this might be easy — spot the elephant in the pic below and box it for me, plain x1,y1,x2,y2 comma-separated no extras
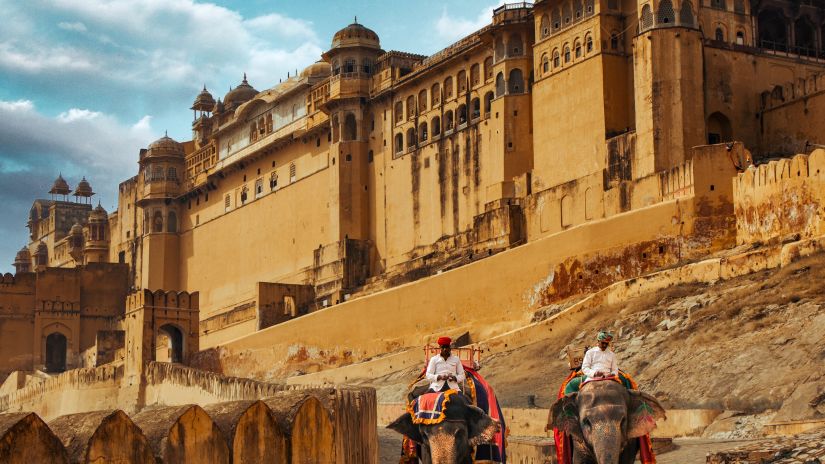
387,392,500,463
549,379,666,464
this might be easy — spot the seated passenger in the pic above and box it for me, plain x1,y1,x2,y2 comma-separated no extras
582,331,618,380
425,336,466,393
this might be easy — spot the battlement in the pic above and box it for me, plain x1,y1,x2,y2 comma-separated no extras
759,73,825,111
125,289,199,312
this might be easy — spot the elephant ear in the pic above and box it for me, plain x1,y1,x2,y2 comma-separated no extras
627,390,667,438
466,405,500,447
387,413,423,443
549,393,583,441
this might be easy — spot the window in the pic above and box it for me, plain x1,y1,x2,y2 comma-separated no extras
484,56,494,80
495,72,506,97
224,194,231,211
641,4,653,30
289,163,296,182
431,116,441,136
418,89,428,112
362,58,373,74
563,3,572,24
444,76,453,99
564,46,571,63
552,8,561,30
575,40,582,58
270,172,278,190
585,35,593,53
406,127,417,148
167,167,177,180
167,211,177,233
679,0,695,26
542,54,549,73
471,98,480,119
715,27,725,41
508,68,524,94
153,211,163,233
344,57,356,73
431,83,441,106
470,64,480,87
585,0,594,15
457,70,467,93
152,166,163,181
484,91,494,114
657,0,675,24
540,14,550,37
406,95,416,119
240,186,248,204
395,133,404,153
445,110,454,131
553,49,561,67
508,33,523,56
574,0,583,20
419,122,428,142
610,33,619,49
343,113,357,141
457,104,467,125
395,101,404,123
255,178,263,198
495,36,506,61
736,30,745,45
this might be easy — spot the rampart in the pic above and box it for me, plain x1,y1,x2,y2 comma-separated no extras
759,73,825,156
734,149,825,244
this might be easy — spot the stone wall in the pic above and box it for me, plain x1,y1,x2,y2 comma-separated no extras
759,73,825,157
734,149,825,245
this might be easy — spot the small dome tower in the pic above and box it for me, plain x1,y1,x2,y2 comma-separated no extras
13,247,31,274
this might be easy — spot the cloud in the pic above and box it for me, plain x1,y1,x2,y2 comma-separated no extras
58,21,87,32
0,99,155,272
434,1,532,44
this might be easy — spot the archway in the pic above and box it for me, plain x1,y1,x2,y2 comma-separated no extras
157,324,184,363
707,112,732,144
45,332,67,373
757,9,787,50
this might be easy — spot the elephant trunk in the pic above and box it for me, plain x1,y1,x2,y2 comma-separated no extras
590,424,624,464
426,430,459,463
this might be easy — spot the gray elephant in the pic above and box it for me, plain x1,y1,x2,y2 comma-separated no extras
549,380,666,464
387,392,500,463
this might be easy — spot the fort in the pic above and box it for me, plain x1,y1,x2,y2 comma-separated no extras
3,0,825,462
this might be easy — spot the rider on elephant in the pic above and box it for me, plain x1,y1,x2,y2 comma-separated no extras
564,331,634,395
426,336,466,393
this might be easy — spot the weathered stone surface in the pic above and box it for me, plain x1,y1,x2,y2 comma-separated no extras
204,400,287,464
50,409,153,464
132,404,230,464
0,412,68,464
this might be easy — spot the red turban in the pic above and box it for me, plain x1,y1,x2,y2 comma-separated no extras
437,336,451,347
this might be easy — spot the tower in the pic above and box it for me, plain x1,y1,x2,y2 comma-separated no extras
13,247,31,274
136,135,185,291
632,0,705,176
84,204,110,264
191,86,216,149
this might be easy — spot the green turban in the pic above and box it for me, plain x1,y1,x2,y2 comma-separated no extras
597,331,614,341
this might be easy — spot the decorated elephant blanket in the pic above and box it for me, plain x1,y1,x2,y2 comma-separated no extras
554,370,656,464
400,363,507,463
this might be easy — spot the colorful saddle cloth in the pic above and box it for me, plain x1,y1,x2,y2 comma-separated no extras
554,370,656,464
408,390,457,425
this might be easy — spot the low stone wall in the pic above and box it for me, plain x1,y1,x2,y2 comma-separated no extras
0,386,377,463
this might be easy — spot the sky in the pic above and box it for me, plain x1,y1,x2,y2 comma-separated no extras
0,0,522,273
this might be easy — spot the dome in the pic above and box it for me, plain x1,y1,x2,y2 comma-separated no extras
70,223,84,235
331,21,380,50
49,174,71,196
223,74,258,110
213,98,225,114
73,177,94,197
90,204,108,221
146,134,185,158
14,247,30,263
301,60,332,79
192,85,216,111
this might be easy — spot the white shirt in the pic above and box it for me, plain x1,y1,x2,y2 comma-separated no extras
425,354,466,391
582,346,618,379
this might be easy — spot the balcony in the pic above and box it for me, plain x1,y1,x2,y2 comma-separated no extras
329,72,371,100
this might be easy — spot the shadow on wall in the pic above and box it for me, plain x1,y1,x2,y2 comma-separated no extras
0,387,377,464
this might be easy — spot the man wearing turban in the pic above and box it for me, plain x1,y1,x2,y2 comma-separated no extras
425,336,466,392
581,331,618,380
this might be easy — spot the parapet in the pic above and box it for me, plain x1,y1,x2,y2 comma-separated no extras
126,289,199,312
759,73,825,111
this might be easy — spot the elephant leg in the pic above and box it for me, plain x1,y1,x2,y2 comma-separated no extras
619,438,640,464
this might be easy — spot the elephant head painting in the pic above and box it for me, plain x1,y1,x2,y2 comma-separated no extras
549,380,667,464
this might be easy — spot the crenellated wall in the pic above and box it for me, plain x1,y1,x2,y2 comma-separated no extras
759,73,825,157
734,149,825,245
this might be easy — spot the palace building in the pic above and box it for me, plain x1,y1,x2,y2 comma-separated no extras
6,0,825,373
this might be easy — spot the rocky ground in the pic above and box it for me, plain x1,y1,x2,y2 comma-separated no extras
367,254,825,461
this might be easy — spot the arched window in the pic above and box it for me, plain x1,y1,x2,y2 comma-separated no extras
431,116,441,136
249,121,257,142
508,68,524,94
445,110,454,131
406,95,416,119
484,91,494,114
395,133,404,153
332,59,340,75
457,104,467,125
640,4,653,30
167,211,178,233
45,332,67,372
444,76,453,99
331,113,340,142
470,64,480,87
552,8,562,31
495,36,505,61
758,9,787,49
585,34,594,53
553,49,561,67
495,72,506,97
152,210,163,233
158,324,184,363
343,113,357,141
575,40,582,58
564,45,571,63
657,0,675,24
540,14,550,37
431,83,441,106
585,0,594,15
542,53,550,73
679,0,694,26
563,3,572,25
167,167,177,180
395,101,404,123
715,27,725,42
419,122,428,141
484,56,494,80
736,30,745,45
457,70,467,94
574,0,583,20
418,89,428,112
406,127,417,148
471,98,481,119
710,0,726,10
343,57,356,73
795,16,816,56
707,112,732,144
508,33,523,56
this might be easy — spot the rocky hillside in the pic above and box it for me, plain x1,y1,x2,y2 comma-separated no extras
364,253,825,426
